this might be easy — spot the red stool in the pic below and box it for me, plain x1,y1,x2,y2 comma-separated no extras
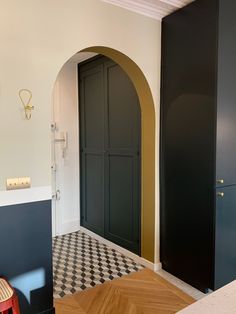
0,278,20,314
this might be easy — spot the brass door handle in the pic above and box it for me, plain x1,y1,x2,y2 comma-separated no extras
216,179,224,184
217,192,224,197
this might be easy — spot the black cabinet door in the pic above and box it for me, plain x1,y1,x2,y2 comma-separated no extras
79,57,141,254
216,0,236,187
160,0,217,292
215,185,236,289
104,61,141,254
80,63,105,236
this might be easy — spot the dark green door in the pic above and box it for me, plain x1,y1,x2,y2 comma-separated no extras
79,56,141,255
79,63,105,237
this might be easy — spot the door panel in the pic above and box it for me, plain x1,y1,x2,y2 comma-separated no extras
104,61,140,254
80,64,105,236
107,156,133,240
106,63,138,149
79,57,141,255
82,154,104,235
215,185,236,289
105,154,139,251
82,66,104,150
105,151,140,253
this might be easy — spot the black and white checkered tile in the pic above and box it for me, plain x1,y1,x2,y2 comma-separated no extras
53,231,144,298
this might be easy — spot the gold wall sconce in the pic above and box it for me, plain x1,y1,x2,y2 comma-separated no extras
19,89,34,120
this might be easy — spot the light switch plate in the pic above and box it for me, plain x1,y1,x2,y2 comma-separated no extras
6,177,31,190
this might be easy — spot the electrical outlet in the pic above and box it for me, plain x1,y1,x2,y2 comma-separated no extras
18,177,31,189
6,177,31,190
6,178,18,190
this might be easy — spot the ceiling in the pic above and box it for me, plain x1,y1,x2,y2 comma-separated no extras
102,0,195,20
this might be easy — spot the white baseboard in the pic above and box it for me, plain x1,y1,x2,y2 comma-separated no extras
59,219,80,236
154,262,162,271
80,226,161,271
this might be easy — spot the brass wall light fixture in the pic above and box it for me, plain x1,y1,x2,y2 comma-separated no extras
19,89,34,120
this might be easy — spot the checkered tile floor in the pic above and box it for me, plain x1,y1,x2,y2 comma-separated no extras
53,231,144,298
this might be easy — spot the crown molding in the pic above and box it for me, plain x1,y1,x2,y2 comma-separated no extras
102,0,194,20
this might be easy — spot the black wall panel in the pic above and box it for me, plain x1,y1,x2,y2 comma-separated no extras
161,0,218,291
161,0,236,292
0,200,54,314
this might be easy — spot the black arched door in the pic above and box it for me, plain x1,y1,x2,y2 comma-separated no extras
79,56,141,255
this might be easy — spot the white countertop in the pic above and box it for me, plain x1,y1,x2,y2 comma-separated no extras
177,280,236,314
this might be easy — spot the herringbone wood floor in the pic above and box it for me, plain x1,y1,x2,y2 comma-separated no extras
54,269,195,313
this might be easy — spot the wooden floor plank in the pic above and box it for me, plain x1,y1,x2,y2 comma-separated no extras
55,269,195,313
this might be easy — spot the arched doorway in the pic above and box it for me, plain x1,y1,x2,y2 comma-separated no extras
52,47,155,263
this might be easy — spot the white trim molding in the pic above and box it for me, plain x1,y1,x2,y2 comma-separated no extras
80,226,162,271
102,0,194,20
0,186,52,207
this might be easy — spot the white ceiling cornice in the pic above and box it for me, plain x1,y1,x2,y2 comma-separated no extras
102,0,195,20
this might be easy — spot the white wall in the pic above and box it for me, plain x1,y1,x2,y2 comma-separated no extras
52,53,97,236
0,0,161,262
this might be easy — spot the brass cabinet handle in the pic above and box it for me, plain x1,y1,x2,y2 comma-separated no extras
216,179,224,184
217,192,224,197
